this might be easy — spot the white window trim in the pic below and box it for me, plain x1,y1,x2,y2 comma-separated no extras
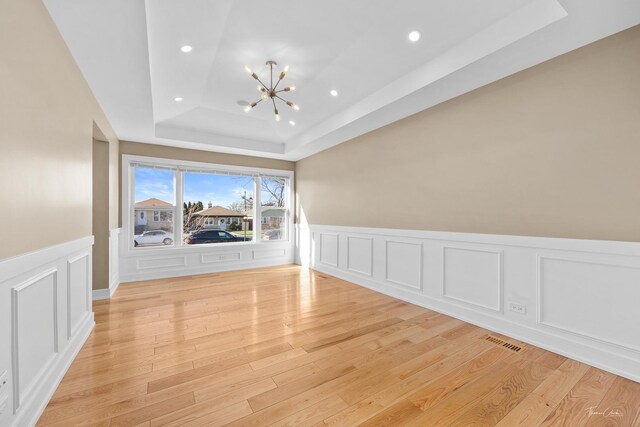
122,154,294,255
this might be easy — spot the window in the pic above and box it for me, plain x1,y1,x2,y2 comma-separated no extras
260,176,288,241
126,156,292,249
132,166,176,248
183,170,254,243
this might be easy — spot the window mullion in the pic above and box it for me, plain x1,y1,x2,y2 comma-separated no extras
254,175,261,243
176,170,184,247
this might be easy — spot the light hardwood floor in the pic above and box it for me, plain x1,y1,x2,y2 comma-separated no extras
38,265,640,426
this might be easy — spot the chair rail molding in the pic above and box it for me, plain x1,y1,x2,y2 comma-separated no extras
0,236,95,427
296,224,640,383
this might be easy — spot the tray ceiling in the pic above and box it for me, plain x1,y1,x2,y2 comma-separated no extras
44,0,640,160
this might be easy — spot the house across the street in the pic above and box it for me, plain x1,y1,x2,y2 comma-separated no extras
194,205,248,229
134,198,174,234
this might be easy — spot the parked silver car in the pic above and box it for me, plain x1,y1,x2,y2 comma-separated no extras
134,230,173,247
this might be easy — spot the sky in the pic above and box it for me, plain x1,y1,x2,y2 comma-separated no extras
134,167,254,207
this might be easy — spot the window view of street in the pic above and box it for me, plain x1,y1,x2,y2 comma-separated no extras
131,165,289,248
133,167,175,247
183,172,254,245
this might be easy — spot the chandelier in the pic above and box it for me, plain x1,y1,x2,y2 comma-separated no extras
243,60,299,121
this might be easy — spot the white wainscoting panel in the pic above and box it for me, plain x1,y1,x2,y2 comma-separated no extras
385,240,422,290
202,252,241,264
11,269,58,412
119,241,295,283
296,224,640,383
319,233,339,267
443,246,502,312
347,236,373,277
538,256,640,353
0,236,94,427
253,248,287,260
67,253,90,339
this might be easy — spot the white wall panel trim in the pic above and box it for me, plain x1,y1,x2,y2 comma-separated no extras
296,224,640,383
442,246,503,313
67,253,90,340
384,239,423,291
136,256,187,270
11,268,59,412
0,236,95,427
319,233,339,267
346,235,373,277
536,255,640,355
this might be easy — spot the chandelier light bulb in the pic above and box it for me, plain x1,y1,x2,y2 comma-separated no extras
275,113,280,122
243,105,251,112
293,104,300,111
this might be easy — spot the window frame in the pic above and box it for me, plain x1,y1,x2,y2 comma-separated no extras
122,154,294,254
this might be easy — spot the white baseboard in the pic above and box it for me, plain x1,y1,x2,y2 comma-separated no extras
92,276,119,301
297,224,640,383
0,236,95,427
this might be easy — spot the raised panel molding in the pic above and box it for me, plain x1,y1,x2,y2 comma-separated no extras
299,224,640,383
319,233,339,267
202,252,241,263
11,268,59,412
67,253,90,340
443,246,503,313
537,256,640,354
385,239,423,290
346,236,373,276
253,248,286,260
0,236,94,427
137,256,187,270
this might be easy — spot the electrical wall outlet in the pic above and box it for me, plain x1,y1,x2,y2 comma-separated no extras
509,302,526,315
0,371,8,396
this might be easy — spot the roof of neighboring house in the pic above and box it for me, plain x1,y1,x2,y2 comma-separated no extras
134,198,172,207
194,206,245,217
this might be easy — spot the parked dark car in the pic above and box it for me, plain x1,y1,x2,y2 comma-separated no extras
185,229,250,244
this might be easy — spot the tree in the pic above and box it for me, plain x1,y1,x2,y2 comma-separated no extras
183,201,206,234
228,194,253,213
261,177,286,207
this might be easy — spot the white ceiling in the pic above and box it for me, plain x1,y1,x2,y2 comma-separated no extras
44,0,640,160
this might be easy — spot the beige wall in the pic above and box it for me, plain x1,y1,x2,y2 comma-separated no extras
0,0,119,260
120,141,295,171
92,140,110,290
296,26,640,242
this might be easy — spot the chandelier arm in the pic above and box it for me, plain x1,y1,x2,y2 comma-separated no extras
273,76,284,91
271,97,278,112
274,95,291,104
254,77,269,91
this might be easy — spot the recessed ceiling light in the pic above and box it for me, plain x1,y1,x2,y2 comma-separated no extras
408,30,421,43
174,97,183,102
330,89,338,97
180,45,193,53
289,121,296,126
